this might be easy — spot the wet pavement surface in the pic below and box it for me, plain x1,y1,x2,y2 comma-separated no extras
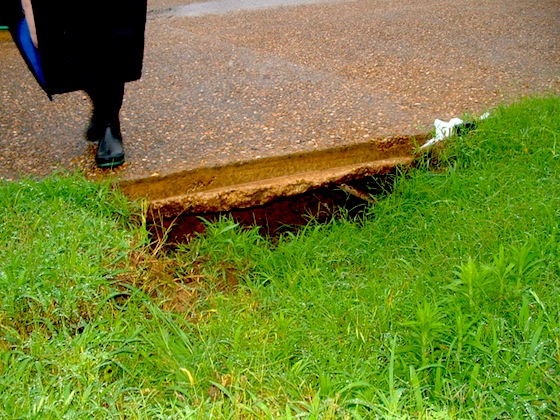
1,0,559,196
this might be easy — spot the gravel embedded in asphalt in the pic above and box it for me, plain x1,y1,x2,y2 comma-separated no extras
0,0,558,182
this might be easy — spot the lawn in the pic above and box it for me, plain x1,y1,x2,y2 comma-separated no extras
0,96,558,418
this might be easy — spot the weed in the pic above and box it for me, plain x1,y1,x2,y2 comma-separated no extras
0,96,559,418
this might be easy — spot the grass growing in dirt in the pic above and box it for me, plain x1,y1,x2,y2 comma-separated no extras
0,96,558,418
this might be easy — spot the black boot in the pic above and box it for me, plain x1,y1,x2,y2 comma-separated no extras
85,81,125,160
96,120,125,168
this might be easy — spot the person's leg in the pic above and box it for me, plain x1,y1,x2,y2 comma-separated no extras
85,81,126,168
85,80,124,141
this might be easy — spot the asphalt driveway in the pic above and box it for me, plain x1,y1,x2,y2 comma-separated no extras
0,0,558,182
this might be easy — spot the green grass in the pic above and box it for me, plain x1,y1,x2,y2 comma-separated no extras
0,96,559,418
